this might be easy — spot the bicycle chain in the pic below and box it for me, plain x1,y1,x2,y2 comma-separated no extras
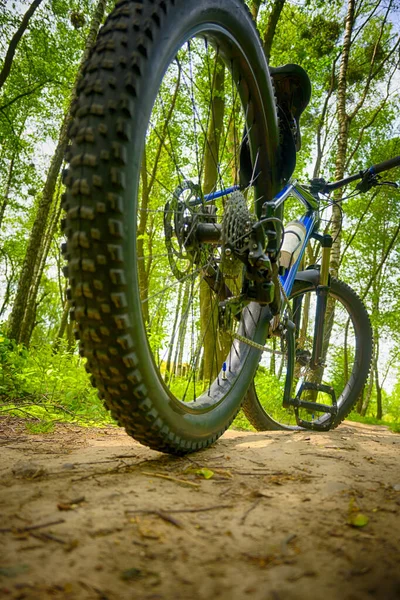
234,278,292,353
278,277,292,317
233,332,285,355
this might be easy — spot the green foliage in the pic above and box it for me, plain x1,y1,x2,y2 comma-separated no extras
1,0,400,434
232,410,255,431
0,330,114,427
299,15,341,58
347,411,400,434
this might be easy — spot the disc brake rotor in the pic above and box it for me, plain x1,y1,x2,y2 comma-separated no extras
164,181,203,280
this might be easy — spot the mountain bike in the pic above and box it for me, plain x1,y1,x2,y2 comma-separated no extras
61,0,400,454
242,158,400,432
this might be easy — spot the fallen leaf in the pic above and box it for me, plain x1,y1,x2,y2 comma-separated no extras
195,468,214,480
348,513,369,527
57,503,74,511
64,539,79,552
57,498,84,511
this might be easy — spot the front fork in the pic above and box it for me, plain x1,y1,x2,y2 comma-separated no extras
310,233,333,369
282,233,332,407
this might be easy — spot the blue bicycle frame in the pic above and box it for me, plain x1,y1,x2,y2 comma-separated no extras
268,181,320,297
192,179,322,297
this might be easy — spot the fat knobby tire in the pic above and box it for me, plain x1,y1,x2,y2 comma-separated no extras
61,0,280,453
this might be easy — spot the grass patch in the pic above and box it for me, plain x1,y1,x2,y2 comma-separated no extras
347,412,400,433
231,410,255,431
25,421,55,434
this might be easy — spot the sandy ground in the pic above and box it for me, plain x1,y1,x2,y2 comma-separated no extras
0,417,399,600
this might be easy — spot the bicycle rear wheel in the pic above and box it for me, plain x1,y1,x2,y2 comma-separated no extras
62,0,280,453
242,276,373,430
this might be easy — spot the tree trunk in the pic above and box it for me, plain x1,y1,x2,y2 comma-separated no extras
137,69,180,325
262,0,286,64
0,155,15,230
307,0,356,400
0,253,16,317
19,178,63,345
53,300,70,352
176,282,191,377
375,342,383,420
270,337,276,376
361,370,374,416
200,58,225,382
356,384,364,415
165,283,184,379
0,0,43,92
137,151,150,324
330,0,355,279
7,0,107,344
250,1,262,21
343,318,350,383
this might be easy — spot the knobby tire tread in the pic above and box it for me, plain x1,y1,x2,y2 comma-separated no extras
62,0,279,453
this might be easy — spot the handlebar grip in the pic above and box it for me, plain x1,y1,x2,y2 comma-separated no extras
370,155,400,175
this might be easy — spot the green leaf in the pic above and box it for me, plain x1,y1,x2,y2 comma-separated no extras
195,468,214,480
348,513,369,527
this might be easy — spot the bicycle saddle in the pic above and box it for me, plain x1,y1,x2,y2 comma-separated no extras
270,63,311,152
267,63,311,183
240,63,311,188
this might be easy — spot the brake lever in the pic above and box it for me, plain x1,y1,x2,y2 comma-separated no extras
355,171,380,192
377,181,399,189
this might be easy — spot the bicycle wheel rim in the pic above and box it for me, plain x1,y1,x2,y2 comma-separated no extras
251,282,365,430
132,26,274,413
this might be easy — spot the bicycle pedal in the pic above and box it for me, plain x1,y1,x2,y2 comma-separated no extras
286,381,338,431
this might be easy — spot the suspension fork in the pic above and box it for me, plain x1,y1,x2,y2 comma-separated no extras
311,234,333,369
282,317,296,407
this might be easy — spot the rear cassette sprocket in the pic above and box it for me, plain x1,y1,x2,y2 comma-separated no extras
221,191,254,277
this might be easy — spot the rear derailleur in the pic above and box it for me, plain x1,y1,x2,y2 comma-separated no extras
163,184,281,324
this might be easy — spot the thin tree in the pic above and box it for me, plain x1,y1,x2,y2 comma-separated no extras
0,0,43,92
7,0,108,344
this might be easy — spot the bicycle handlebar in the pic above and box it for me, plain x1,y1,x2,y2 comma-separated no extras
320,155,400,194
369,155,400,175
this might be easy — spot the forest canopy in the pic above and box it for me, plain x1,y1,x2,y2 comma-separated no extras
0,0,400,431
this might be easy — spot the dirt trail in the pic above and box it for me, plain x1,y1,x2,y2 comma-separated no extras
0,417,399,600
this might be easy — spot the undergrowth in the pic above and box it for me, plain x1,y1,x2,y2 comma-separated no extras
1,330,399,435
0,332,114,431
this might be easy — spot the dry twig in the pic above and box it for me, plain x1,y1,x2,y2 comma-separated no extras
141,471,200,487
241,498,262,525
0,518,65,533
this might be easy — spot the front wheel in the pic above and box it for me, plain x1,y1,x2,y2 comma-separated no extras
62,0,280,454
242,276,373,431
